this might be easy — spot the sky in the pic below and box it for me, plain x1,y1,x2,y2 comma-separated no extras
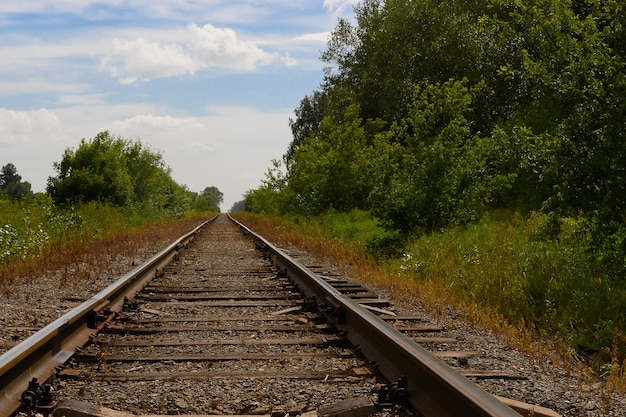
0,0,360,211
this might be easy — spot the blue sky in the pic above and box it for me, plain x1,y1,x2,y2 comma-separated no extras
0,1,359,210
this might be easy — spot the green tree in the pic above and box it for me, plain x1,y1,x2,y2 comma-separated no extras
263,0,626,272
370,80,513,233
47,132,133,205
286,105,383,214
244,160,291,215
286,92,328,163
0,163,33,201
125,140,171,203
194,186,223,212
47,131,189,214
230,200,245,212
321,0,492,125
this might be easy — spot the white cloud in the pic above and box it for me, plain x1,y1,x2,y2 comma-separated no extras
323,0,360,15
0,108,62,146
294,32,331,43
0,80,92,97
110,113,205,133
189,23,278,70
0,1,112,14
101,23,293,83
103,38,199,83
184,140,223,154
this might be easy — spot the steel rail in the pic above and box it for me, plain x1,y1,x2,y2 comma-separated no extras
229,215,521,417
0,217,213,417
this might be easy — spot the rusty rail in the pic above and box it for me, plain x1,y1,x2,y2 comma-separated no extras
0,218,213,417
229,214,521,417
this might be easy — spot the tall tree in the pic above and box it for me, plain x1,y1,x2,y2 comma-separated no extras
286,92,328,163
370,80,515,233
47,131,189,212
47,132,134,205
286,105,383,214
196,186,224,212
321,0,492,126
256,0,626,276
0,163,33,201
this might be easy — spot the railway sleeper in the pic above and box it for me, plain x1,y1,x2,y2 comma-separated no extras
59,369,378,382
72,351,351,363
89,335,348,347
100,324,321,334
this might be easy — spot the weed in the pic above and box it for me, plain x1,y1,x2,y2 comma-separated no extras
234,209,626,391
0,195,212,294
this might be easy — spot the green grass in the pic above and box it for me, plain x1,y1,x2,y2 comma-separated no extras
247,208,626,374
352,210,626,361
1,197,139,265
287,209,390,247
408,212,625,359
0,195,212,289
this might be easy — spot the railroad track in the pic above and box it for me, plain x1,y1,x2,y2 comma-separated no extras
0,214,557,417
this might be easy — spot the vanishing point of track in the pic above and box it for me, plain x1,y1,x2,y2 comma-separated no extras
1,214,553,417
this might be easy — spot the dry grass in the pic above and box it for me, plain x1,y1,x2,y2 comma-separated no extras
272,208,626,396
0,215,210,296
232,212,577,375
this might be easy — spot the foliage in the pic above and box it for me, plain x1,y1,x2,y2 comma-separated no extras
0,191,204,269
252,0,625,271
47,132,133,205
286,91,330,163
369,80,517,234
243,159,291,215
0,197,99,265
47,131,191,216
0,163,33,201
293,209,390,249
286,105,385,214
192,186,223,212
396,211,626,362
0,194,209,295
230,200,246,212
243,0,626,373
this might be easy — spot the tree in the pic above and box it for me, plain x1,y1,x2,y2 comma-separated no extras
47,132,133,205
230,200,245,212
321,0,490,126
0,163,33,201
369,80,514,233
47,131,189,214
286,92,328,163
286,105,383,214
253,0,625,274
195,186,223,212
244,160,292,215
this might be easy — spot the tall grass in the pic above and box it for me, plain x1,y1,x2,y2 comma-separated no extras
234,209,626,387
395,211,626,361
0,195,211,292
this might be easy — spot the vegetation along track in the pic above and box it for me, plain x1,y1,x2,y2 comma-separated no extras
1,214,556,417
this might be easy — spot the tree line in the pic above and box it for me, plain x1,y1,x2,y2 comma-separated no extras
0,163,33,201
245,0,625,275
3,131,223,213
